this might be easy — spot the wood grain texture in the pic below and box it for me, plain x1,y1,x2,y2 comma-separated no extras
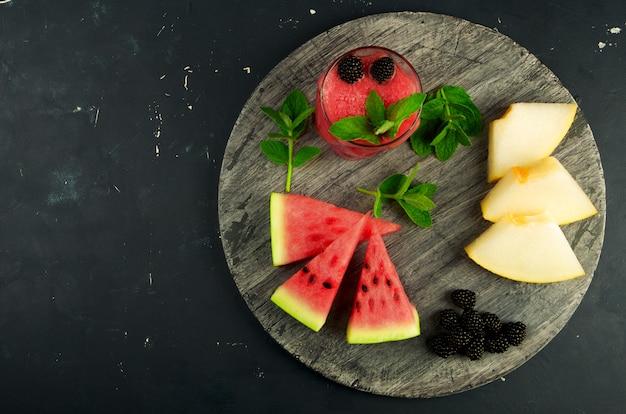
217,12,606,398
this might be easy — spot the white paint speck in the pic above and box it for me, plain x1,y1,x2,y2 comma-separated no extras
183,74,189,90
155,144,160,156
609,27,622,34
309,9,316,15
598,41,607,49
243,66,251,74
159,74,166,80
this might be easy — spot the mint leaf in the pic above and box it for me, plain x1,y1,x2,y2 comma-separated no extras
282,89,309,120
293,146,321,167
420,98,446,120
378,174,408,200
386,93,426,123
365,90,386,128
397,200,433,227
260,89,319,192
409,85,482,162
329,115,379,144
329,90,426,143
356,162,436,227
260,140,289,165
407,182,438,197
434,130,459,161
400,192,435,211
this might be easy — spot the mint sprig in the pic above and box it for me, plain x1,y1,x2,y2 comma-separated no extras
329,90,426,144
409,85,482,161
260,89,320,192
356,162,437,228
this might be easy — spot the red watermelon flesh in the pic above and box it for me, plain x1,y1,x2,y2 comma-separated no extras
347,229,420,344
270,192,401,266
270,213,369,332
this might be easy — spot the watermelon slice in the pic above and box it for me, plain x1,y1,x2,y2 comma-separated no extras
270,213,369,332
270,192,401,266
346,229,420,344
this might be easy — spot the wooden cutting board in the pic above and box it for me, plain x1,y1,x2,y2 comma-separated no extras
218,12,606,398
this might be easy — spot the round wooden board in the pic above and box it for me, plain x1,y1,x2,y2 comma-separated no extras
217,12,606,398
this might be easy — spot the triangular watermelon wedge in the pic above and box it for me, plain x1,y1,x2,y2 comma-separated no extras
270,192,401,266
346,229,420,344
270,213,369,332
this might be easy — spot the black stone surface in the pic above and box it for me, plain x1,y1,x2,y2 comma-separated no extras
0,0,624,412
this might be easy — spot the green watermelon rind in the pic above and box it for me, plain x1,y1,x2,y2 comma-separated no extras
347,307,420,344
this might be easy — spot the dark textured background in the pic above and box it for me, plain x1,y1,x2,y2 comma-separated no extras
0,0,624,412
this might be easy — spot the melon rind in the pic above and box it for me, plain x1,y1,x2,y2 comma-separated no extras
269,192,288,266
347,307,420,344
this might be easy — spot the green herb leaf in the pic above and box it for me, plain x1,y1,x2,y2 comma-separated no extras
409,85,482,162
356,162,436,227
260,89,319,192
260,140,289,165
386,93,426,123
293,146,322,167
329,90,426,143
397,200,433,227
399,192,435,211
328,115,380,144
365,90,386,128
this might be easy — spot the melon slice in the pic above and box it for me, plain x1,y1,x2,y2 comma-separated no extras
270,213,368,332
481,156,597,224
488,102,577,182
465,211,585,283
346,229,420,344
270,192,401,266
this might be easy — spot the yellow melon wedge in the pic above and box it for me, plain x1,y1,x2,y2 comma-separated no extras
488,102,577,182
465,211,585,283
481,156,597,225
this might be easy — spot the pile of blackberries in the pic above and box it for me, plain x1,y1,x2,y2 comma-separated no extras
429,289,526,361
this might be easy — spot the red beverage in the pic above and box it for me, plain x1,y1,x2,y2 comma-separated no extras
315,46,422,160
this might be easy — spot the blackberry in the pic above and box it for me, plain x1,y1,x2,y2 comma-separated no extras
463,336,485,361
481,312,502,333
337,55,363,84
461,309,485,335
503,321,526,346
485,332,509,354
451,289,476,310
449,327,472,349
429,334,458,358
437,309,460,330
371,56,395,82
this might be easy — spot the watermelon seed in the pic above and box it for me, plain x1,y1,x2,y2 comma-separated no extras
372,276,379,285
364,262,370,269
308,275,316,284
355,301,361,311
303,266,310,273
361,284,368,293
386,278,392,287
322,281,332,289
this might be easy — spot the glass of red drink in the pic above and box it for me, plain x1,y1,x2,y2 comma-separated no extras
315,46,423,160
